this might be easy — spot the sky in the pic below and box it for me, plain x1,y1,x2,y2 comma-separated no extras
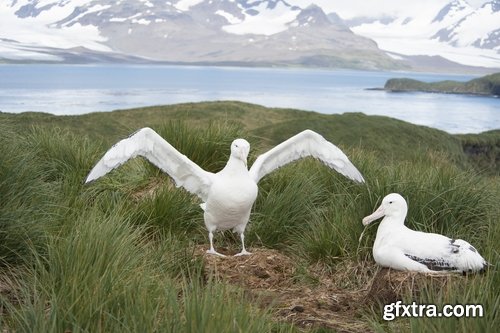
287,0,490,19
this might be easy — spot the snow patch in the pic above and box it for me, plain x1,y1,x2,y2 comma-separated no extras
0,42,63,61
215,10,242,24
61,4,111,26
372,37,500,68
0,0,110,57
132,18,151,25
351,1,500,68
110,17,127,22
175,0,204,11
385,52,403,60
222,1,300,36
448,4,500,47
140,0,154,8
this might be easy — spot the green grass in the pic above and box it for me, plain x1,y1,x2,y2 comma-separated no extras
0,102,498,332
3,210,289,333
4,101,496,174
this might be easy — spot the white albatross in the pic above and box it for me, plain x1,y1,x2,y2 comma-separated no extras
85,128,364,256
362,193,487,274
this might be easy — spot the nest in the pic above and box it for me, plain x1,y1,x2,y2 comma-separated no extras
197,247,460,332
198,247,372,332
200,247,296,290
366,267,453,305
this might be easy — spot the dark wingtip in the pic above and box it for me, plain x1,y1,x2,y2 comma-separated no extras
479,262,492,274
461,261,490,275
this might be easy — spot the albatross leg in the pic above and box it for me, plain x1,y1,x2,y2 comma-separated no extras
206,231,226,257
234,232,251,256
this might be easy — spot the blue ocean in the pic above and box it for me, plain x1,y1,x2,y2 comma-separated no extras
0,64,498,134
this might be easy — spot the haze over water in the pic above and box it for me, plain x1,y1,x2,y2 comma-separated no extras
0,64,498,134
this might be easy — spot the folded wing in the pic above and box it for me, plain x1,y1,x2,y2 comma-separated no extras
248,129,365,183
85,127,214,201
404,237,487,273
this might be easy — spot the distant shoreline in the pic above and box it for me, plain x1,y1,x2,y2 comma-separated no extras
371,72,500,97
366,87,499,98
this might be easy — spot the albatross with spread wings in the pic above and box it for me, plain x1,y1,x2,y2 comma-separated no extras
86,128,365,256
362,193,487,273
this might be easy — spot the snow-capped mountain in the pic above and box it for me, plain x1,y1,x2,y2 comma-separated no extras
433,1,500,49
349,0,500,68
0,0,499,71
432,0,475,26
0,0,398,69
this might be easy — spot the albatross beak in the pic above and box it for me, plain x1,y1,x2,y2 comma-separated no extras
362,205,385,226
240,150,248,168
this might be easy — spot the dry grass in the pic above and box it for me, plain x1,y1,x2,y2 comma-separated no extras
366,269,453,306
196,247,471,332
150,245,372,331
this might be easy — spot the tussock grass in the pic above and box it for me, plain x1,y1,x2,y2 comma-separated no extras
250,162,329,249
0,124,57,265
132,183,204,238
2,205,287,332
1,104,498,332
155,120,245,173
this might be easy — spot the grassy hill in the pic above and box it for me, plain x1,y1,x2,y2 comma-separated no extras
2,101,499,174
384,72,500,96
0,102,499,332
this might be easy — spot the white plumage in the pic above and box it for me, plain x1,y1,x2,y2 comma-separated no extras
86,128,364,256
362,193,487,274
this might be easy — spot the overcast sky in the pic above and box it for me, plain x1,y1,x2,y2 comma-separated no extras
287,0,490,19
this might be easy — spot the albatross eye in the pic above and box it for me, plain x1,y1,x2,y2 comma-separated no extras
389,201,394,204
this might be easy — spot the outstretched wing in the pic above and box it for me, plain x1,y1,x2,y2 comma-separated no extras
248,129,365,183
85,127,214,201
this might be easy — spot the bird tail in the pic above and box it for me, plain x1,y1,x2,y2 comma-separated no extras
455,239,488,274
479,261,493,274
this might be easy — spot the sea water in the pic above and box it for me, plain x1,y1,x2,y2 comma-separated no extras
0,64,498,134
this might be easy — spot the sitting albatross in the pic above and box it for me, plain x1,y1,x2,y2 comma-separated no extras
86,128,364,256
362,193,487,273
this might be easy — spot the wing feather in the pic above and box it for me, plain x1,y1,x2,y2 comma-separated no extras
402,235,487,273
85,127,214,201
249,129,365,183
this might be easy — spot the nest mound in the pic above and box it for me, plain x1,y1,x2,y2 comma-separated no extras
367,268,453,305
197,248,459,332
199,247,296,289
197,247,371,332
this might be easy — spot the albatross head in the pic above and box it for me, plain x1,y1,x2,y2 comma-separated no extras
230,139,250,166
362,193,408,226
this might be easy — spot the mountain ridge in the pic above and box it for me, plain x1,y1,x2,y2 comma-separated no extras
0,0,498,72
350,0,500,69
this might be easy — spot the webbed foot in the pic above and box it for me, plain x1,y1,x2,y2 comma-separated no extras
206,249,226,257
234,250,252,256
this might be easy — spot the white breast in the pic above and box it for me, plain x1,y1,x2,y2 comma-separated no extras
204,174,258,230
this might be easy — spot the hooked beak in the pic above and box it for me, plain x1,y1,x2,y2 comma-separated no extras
362,205,385,226
239,150,248,168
